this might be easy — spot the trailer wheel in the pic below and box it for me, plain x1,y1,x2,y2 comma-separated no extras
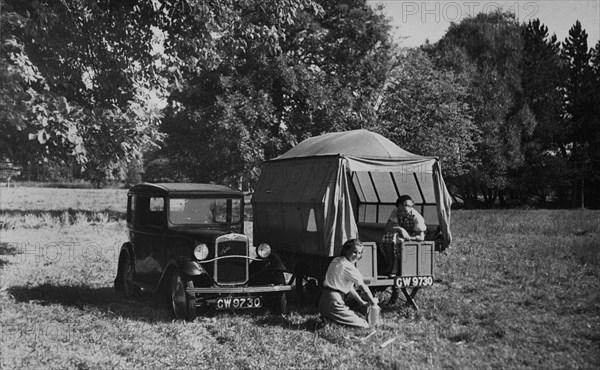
293,264,307,303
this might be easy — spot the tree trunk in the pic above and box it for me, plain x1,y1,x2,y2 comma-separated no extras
580,176,585,209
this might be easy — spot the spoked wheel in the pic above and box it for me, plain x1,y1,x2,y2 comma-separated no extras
170,271,196,321
122,254,140,298
293,264,307,303
293,264,321,307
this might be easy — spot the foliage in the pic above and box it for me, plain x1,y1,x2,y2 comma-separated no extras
510,19,572,206
0,0,165,186
560,21,600,208
431,11,539,207
157,0,396,188
376,49,478,178
588,40,600,207
2,0,599,206
423,12,600,208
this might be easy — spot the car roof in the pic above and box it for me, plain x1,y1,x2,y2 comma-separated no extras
128,183,243,196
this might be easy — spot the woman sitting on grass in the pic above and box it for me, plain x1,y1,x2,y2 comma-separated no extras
319,239,378,328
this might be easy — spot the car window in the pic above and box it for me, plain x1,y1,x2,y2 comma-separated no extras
150,197,164,211
134,196,165,226
169,198,241,225
127,195,135,223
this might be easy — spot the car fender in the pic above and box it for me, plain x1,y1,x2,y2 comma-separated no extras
173,256,206,276
114,242,134,291
249,253,288,285
156,257,207,293
265,253,287,272
119,242,134,262
250,253,287,274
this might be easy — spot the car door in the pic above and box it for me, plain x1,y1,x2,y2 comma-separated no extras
132,195,166,285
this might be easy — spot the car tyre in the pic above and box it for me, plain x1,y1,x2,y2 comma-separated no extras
269,272,287,315
293,264,307,303
122,254,140,298
171,271,196,321
271,291,287,315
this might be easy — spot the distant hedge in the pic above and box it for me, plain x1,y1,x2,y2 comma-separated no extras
3,181,125,189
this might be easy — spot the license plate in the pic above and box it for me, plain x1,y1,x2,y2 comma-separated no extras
215,296,262,310
394,276,433,288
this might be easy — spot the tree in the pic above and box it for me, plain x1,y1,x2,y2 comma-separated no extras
154,0,320,188
1,0,165,185
516,19,570,206
431,11,536,207
376,49,478,179
157,0,396,188
583,39,600,208
1,5,63,165
561,21,595,207
293,0,396,132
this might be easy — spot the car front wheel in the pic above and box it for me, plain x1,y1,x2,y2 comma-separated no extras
170,271,196,321
270,291,287,315
268,272,287,314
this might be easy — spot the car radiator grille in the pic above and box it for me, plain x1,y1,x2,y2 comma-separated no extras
215,240,248,285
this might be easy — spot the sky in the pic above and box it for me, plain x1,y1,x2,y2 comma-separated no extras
367,0,600,48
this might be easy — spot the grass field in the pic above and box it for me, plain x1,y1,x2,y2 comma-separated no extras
1,188,599,369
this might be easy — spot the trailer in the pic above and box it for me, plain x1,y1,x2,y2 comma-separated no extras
252,130,452,308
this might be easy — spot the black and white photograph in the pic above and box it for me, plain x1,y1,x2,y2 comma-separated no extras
1,0,599,368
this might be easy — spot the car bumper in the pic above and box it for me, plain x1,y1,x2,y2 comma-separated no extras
188,285,291,309
187,285,291,294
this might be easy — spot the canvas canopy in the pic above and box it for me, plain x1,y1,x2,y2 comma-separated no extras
252,130,452,257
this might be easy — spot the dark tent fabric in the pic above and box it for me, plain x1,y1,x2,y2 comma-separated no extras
252,130,452,257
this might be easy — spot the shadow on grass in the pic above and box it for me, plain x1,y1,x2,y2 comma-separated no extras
255,307,324,331
7,284,325,326
9,284,172,322
251,294,377,344
253,313,357,345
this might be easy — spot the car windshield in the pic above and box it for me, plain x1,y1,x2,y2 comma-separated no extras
169,197,242,225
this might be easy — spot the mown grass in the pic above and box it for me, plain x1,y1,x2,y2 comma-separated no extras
1,188,599,369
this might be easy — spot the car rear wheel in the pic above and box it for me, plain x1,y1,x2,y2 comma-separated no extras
122,254,140,298
171,271,196,321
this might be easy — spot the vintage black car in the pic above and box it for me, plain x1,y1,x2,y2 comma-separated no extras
114,183,291,320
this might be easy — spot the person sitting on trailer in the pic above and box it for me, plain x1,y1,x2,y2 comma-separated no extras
382,195,427,277
319,239,379,328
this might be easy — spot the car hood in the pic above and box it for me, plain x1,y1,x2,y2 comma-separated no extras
170,227,239,241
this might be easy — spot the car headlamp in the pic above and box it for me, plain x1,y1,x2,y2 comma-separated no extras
257,243,271,258
194,243,209,260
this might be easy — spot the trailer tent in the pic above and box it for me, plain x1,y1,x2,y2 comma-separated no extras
252,130,452,259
